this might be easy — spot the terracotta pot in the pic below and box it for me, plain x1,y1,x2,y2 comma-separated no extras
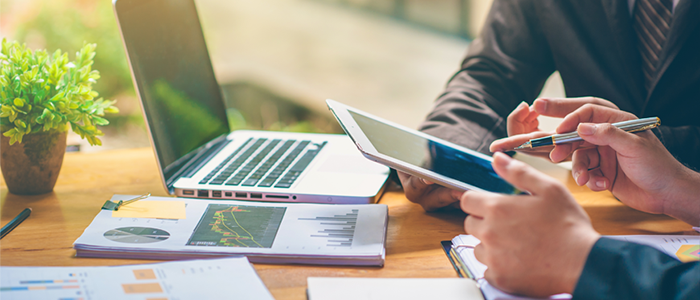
1,130,67,195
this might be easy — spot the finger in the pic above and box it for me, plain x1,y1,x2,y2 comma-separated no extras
571,148,600,186
399,172,461,210
577,123,647,157
596,146,618,191
524,106,540,123
549,142,575,163
397,171,433,187
586,168,609,191
397,172,425,198
464,214,484,235
507,102,536,136
489,131,553,152
460,190,489,218
508,101,531,123
557,104,637,133
473,243,487,266
491,152,561,196
420,188,463,211
533,97,619,118
396,171,411,184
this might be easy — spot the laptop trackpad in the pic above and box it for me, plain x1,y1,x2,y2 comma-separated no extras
317,155,386,174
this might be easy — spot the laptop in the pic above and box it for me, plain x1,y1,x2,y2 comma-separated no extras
113,0,389,204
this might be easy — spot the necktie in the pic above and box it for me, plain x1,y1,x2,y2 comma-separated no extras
634,0,673,91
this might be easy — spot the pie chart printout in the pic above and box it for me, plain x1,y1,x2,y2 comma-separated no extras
104,227,171,243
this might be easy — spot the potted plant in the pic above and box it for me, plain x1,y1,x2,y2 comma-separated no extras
0,39,118,195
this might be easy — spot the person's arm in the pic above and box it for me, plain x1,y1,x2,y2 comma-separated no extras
400,0,555,210
491,103,700,225
562,105,700,225
419,0,555,154
460,151,700,298
573,238,700,300
460,153,600,297
653,125,700,172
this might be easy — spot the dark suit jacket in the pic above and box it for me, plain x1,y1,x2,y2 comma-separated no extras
420,0,700,169
573,238,700,299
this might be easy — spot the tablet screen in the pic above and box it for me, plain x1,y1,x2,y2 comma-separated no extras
349,111,518,194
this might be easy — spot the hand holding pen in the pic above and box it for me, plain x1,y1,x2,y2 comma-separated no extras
512,117,660,150
490,103,656,163
494,98,623,162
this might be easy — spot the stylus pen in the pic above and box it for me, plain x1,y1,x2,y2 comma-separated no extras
0,208,32,239
513,117,660,150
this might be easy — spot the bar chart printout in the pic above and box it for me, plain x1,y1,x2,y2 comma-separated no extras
300,209,358,247
0,275,84,300
0,257,273,300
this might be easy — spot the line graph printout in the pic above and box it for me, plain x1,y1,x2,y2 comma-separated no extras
187,204,286,248
300,209,358,247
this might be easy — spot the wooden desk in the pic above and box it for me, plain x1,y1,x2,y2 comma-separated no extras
1,148,695,299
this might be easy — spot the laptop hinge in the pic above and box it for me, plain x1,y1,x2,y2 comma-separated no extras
166,135,232,190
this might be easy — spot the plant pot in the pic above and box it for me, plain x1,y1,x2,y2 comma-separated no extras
1,130,67,195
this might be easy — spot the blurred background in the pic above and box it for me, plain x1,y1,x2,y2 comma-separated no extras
0,0,563,152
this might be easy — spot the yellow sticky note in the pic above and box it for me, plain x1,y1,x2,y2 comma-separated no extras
112,201,186,219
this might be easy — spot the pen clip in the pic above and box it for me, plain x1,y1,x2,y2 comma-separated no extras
626,118,660,133
101,193,151,211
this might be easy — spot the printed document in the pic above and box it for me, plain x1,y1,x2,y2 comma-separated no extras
74,195,388,266
0,257,273,300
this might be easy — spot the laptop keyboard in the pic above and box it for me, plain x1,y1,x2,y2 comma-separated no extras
199,138,326,189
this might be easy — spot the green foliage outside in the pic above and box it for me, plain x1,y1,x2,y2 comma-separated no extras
1,0,342,148
6,0,133,100
2,0,141,143
0,39,119,145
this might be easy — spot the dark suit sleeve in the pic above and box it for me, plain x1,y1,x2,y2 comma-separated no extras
653,126,700,171
419,0,555,154
573,237,700,300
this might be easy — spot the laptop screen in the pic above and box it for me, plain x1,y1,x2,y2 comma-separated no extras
115,0,229,180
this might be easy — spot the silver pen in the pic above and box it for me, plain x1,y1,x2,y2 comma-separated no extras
512,117,660,150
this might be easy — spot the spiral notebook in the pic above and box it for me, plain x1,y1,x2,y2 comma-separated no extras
443,235,572,300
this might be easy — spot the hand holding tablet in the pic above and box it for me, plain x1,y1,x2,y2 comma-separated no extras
326,99,520,195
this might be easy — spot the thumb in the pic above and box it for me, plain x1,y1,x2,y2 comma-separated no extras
577,123,644,156
492,152,560,195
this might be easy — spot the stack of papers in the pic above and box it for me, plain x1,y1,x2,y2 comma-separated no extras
74,195,388,266
0,257,273,300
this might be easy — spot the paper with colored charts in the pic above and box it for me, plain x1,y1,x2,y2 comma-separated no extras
0,257,273,300
607,235,700,262
73,195,388,266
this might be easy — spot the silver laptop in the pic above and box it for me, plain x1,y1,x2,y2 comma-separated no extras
113,0,389,204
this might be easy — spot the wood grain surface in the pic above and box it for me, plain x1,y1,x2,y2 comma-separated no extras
1,148,695,300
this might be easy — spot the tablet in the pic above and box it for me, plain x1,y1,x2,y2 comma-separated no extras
326,99,520,194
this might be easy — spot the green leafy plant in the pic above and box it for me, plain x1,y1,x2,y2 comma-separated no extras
0,39,119,146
